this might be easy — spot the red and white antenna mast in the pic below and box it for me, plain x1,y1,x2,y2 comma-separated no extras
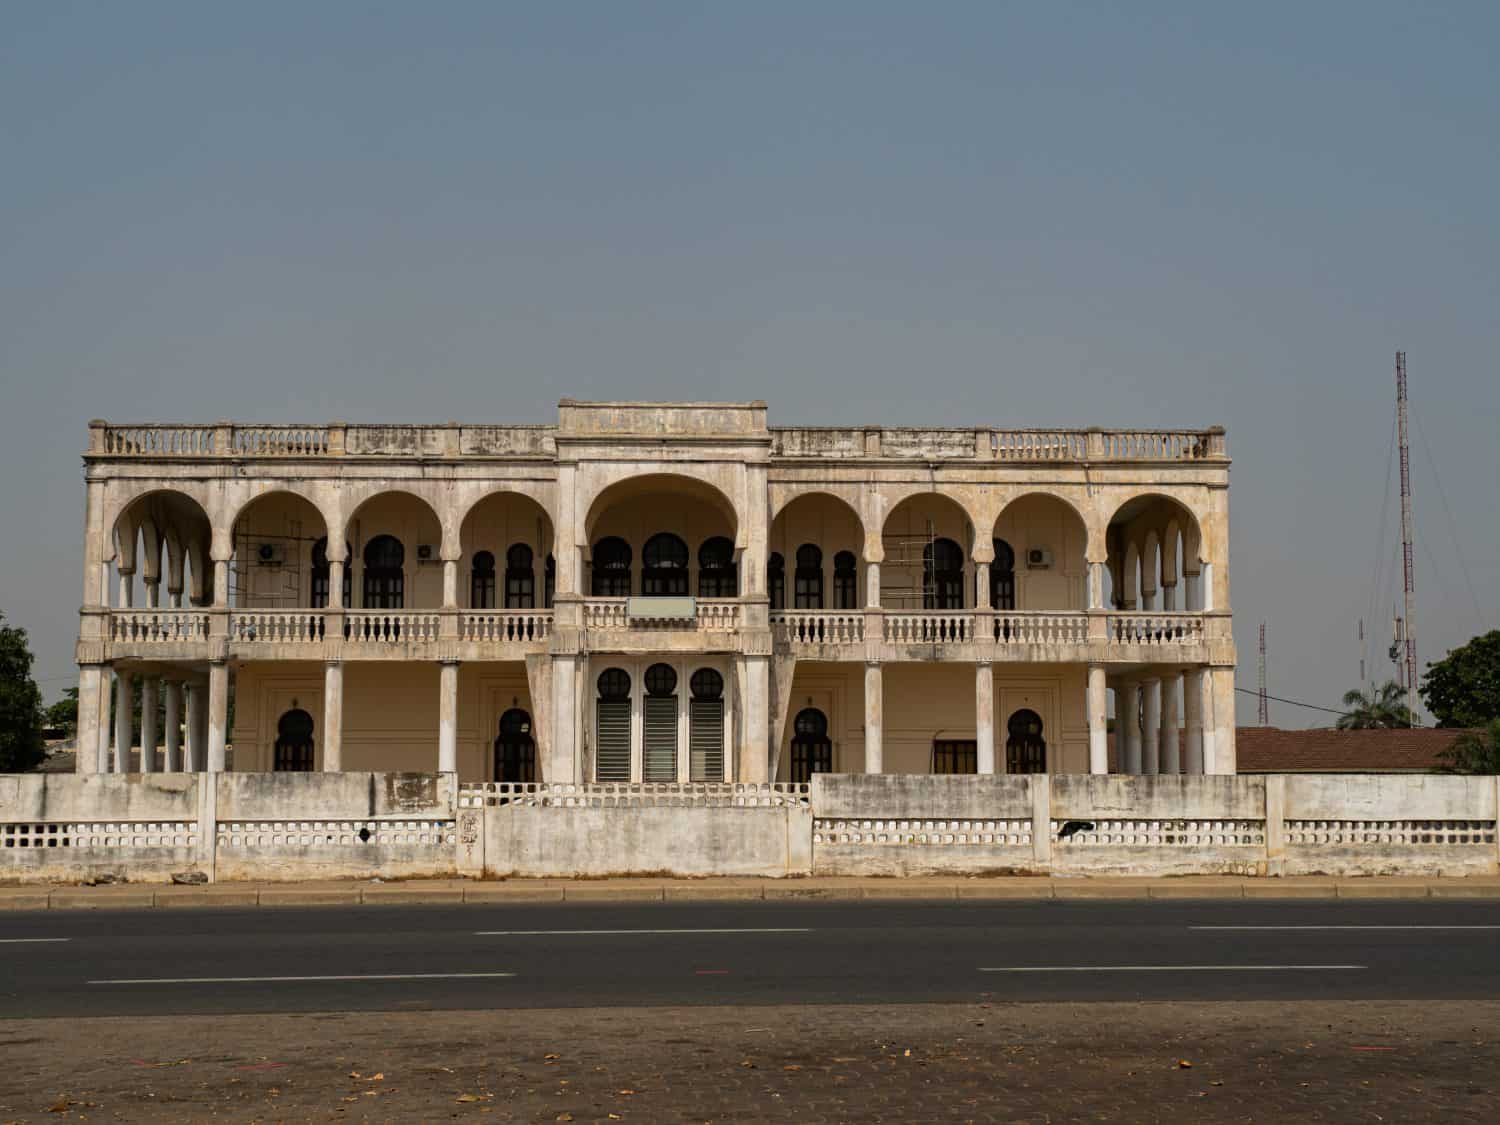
1257,621,1269,726
1396,351,1419,725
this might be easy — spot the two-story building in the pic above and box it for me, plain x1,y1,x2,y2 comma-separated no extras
72,401,1236,783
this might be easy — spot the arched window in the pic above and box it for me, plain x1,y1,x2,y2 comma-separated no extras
362,535,405,608
505,543,535,608
591,537,632,596
274,708,315,772
689,668,725,781
470,550,496,609
544,554,555,609
833,550,858,610
643,663,678,782
1006,709,1047,774
697,536,738,597
642,533,689,596
794,544,824,609
493,708,536,783
311,538,352,609
790,707,833,782
595,668,632,781
923,537,964,610
768,552,785,611
991,539,1016,610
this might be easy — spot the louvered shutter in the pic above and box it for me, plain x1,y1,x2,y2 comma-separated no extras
689,700,724,781
595,699,631,781
643,696,678,782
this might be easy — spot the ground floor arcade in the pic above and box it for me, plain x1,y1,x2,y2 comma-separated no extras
76,657,1237,781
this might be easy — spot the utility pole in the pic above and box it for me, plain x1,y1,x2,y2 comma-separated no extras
1396,352,1419,725
1257,621,1269,726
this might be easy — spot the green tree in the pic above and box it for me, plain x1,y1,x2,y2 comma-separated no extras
1420,630,1500,728
1336,680,1413,729
45,687,78,737
1436,719,1500,775
0,614,46,772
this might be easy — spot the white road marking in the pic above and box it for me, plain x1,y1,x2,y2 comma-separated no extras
979,964,1365,972
1193,925,1500,931
0,938,71,944
474,927,813,936
90,972,516,985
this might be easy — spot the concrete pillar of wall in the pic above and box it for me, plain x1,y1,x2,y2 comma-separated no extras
164,681,183,772
75,665,103,775
322,661,343,772
1121,681,1142,775
139,677,158,773
1141,679,1161,775
1160,672,1181,774
975,661,995,775
113,672,134,772
550,653,578,783
863,662,883,774
187,683,207,771
742,654,770,783
1210,666,1236,773
206,661,229,773
96,669,113,773
1183,667,1205,774
1087,665,1108,774
438,661,459,774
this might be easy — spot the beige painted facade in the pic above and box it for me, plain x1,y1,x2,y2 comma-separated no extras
74,403,1236,784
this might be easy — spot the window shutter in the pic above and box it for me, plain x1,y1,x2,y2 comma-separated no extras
596,700,631,781
643,696,678,782
690,700,724,781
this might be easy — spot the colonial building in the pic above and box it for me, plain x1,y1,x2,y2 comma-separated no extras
72,402,1236,782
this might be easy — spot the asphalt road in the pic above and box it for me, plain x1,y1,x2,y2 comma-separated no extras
5,899,1500,1018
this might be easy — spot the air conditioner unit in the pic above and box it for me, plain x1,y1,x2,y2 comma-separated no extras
256,542,286,566
1026,547,1053,569
416,544,435,561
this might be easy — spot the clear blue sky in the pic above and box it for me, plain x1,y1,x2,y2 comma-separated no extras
2,2,1496,724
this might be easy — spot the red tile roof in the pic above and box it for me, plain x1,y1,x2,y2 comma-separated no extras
1234,726,1466,773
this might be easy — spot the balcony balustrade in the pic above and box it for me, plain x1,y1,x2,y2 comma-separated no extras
459,610,553,644
229,610,324,644
770,611,864,645
884,611,975,644
344,610,443,645
1107,612,1206,646
108,610,210,644
992,611,1090,646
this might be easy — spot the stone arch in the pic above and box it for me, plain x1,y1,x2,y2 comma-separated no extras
583,473,740,550
768,491,866,611
992,492,1091,611
880,492,977,610
459,490,556,610
228,491,332,609
1105,493,1205,610
344,489,446,610
110,490,213,608
867,484,984,564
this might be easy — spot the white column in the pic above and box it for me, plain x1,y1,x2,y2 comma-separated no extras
975,661,995,774
164,681,183,771
863,662,883,774
1142,678,1161,774
438,661,459,773
1088,562,1105,610
75,666,103,775
1200,562,1215,612
322,662,343,771
1210,666,1236,774
975,561,991,610
96,669,113,773
1141,588,1158,613
145,579,160,609
139,677,158,773
328,558,346,607
1121,681,1142,774
1183,668,1205,774
1183,572,1201,612
189,682,208,771
865,561,881,609
1160,672,1181,774
113,671,134,772
742,654,770,783
1087,664,1108,774
442,559,458,608
1161,583,1177,612
212,559,229,608
118,569,135,609
550,653,578,783
206,661,228,772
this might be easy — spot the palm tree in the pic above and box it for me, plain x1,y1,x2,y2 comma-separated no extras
1337,680,1414,729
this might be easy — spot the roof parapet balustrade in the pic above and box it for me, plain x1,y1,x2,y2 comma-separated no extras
582,598,743,634
88,419,1223,463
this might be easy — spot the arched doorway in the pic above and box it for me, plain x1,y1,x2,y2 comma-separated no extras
1006,709,1047,774
493,708,536,783
790,708,833,782
274,708,315,772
